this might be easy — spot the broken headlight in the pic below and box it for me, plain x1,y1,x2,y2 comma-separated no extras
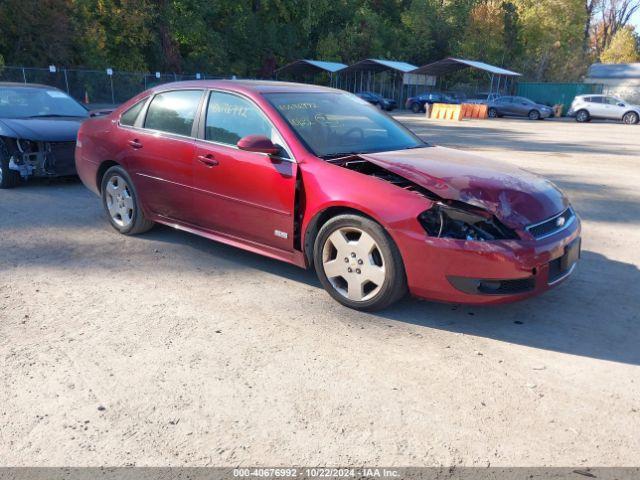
16,138,37,154
418,203,519,241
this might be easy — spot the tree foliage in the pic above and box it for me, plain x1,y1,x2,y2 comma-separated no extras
600,25,640,62
0,0,638,81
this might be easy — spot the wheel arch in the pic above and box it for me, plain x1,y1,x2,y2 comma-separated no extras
302,205,383,267
96,160,121,192
623,110,639,123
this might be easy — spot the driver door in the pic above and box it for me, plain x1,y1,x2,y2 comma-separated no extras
191,90,297,251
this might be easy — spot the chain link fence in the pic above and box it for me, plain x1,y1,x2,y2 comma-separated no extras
0,66,227,107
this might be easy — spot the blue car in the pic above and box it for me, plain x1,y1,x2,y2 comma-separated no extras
0,82,89,188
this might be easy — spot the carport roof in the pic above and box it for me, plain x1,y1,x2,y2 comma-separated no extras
342,59,419,73
411,57,521,76
587,63,640,79
275,59,347,75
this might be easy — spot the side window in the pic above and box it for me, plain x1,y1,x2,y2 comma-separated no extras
205,91,273,146
120,99,146,126
590,97,603,104
144,90,203,136
605,97,622,105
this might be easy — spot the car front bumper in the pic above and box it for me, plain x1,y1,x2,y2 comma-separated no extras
393,216,581,305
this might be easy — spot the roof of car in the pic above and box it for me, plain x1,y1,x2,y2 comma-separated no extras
0,82,61,90
152,79,340,95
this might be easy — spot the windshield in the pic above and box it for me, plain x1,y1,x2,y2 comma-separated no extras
0,87,88,118
265,92,426,158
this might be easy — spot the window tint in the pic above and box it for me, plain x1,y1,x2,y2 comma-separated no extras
496,97,511,103
205,91,273,146
120,99,146,126
590,96,603,104
144,90,203,136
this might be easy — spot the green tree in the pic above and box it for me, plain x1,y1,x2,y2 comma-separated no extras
600,26,640,62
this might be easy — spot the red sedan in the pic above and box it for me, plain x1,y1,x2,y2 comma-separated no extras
75,80,580,310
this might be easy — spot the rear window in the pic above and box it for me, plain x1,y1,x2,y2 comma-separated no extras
144,90,203,136
120,99,146,126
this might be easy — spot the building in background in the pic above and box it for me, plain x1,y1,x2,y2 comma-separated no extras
585,63,640,103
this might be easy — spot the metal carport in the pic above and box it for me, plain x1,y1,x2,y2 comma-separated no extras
336,59,425,107
410,57,521,96
275,59,347,87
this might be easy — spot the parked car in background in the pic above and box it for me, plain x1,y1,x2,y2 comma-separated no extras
0,82,88,188
76,80,580,311
568,94,640,124
405,91,459,113
487,96,553,120
355,91,397,111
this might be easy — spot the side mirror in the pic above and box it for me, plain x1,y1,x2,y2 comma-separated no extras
618,102,625,107
237,135,281,155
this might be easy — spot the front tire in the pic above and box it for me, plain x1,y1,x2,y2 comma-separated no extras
313,214,407,311
101,165,154,235
0,142,19,189
622,111,639,125
411,103,421,114
488,107,498,118
528,109,541,120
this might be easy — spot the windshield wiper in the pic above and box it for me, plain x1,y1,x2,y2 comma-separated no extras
319,151,362,160
27,114,84,118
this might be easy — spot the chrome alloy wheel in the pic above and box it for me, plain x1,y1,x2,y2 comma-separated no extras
105,175,134,228
321,227,387,302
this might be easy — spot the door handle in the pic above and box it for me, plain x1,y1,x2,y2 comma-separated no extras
197,154,219,167
128,139,143,149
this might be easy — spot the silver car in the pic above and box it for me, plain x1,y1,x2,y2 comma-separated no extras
568,94,640,124
487,96,553,120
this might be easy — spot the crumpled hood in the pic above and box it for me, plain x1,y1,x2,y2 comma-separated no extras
360,146,568,228
0,117,84,142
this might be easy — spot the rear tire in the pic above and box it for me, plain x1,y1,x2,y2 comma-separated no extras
101,165,154,235
411,103,421,114
528,109,540,120
0,141,19,189
575,109,590,123
313,214,407,311
622,111,639,125
488,107,498,118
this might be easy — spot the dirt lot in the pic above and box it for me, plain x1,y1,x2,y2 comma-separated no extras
1,116,639,466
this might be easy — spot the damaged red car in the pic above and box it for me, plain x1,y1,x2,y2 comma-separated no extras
75,81,580,310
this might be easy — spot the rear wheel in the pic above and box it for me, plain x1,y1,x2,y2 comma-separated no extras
528,109,541,120
622,111,639,125
0,142,19,189
314,214,407,311
575,109,590,123
411,103,421,113
101,165,154,235
488,107,498,118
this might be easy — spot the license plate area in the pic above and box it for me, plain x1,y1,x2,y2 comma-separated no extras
548,237,580,284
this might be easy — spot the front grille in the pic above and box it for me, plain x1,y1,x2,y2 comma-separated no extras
46,141,76,175
526,207,575,239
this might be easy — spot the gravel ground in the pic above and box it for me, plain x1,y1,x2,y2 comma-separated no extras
1,116,639,466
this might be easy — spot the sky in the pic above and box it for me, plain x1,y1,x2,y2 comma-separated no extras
632,9,640,30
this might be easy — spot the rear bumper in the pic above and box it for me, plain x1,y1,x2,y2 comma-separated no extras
74,144,101,195
393,216,581,305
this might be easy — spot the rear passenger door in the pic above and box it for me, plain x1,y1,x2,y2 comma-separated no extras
587,96,606,118
124,89,205,222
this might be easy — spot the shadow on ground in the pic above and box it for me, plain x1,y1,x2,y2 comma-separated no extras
145,226,640,366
